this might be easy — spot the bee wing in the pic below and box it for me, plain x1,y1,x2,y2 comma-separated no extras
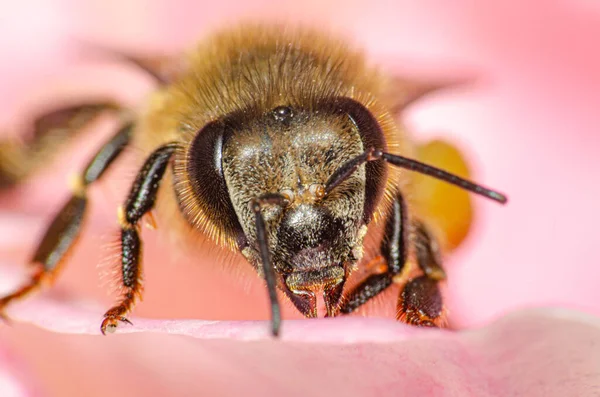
0,102,119,187
72,39,188,85
114,53,188,85
388,74,476,114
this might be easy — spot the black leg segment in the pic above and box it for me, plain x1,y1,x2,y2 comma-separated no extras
412,220,446,281
100,143,177,334
339,191,408,314
0,122,131,316
338,191,448,327
399,275,443,326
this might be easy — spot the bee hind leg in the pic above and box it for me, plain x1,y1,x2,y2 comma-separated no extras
0,119,131,319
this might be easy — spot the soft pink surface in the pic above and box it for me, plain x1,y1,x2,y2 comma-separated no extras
2,266,600,397
0,1,599,396
0,341,41,397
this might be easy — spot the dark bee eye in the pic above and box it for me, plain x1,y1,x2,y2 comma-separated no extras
272,106,294,123
326,97,388,224
187,120,246,248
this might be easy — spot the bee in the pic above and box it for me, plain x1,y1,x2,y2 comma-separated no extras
0,24,507,336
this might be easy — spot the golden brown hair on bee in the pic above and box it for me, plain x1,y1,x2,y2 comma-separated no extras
0,23,507,336
137,25,405,244
138,25,407,319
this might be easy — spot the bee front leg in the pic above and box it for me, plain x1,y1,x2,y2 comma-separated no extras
398,221,446,327
338,192,447,327
398,275,444,327
100,143,177,335
0,119,131,318
338,191,408,314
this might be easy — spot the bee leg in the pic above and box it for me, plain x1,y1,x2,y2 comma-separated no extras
338,192,447,327
412,220,446,281
398,275,443,327
100,143,177,335
0,102,119,188
338,191,408,314
0,122,131,318
398,221,446,326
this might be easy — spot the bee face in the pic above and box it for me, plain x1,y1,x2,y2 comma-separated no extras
217,105,367,316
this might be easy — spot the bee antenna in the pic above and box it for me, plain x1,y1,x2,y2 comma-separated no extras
325,148,507,204
250,193,288,337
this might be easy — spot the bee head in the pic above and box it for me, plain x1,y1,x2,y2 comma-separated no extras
186,99,387,317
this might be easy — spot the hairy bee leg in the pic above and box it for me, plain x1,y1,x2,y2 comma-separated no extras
0,103,119,188
100,143,177,335
398,275,443,327
396,221,447,326
338,191,408,314
412,220,446,281
0,123,131,317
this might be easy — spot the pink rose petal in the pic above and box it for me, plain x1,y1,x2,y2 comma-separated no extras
1,1,600,397
0,342,43,397
1,282,599,397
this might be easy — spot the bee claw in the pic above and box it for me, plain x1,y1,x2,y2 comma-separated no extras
100,314,133,335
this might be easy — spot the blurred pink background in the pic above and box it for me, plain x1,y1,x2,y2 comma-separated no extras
0,1,599,396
